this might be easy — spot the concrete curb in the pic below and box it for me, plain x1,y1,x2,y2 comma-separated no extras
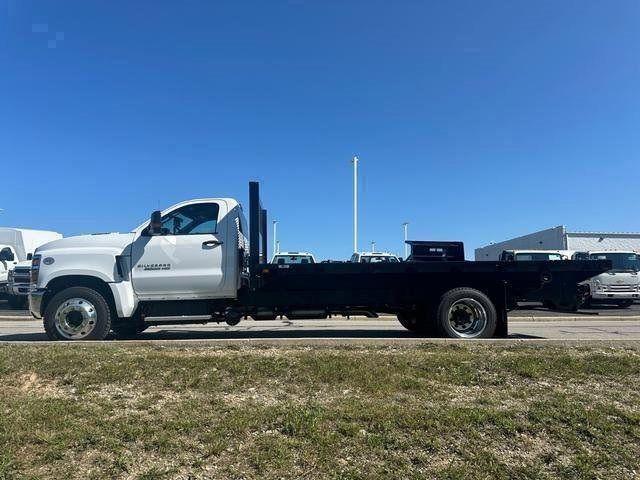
1,338,640,348
1,315,640,322
509,316,640,322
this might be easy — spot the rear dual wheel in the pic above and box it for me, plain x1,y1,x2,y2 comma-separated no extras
397,287,497,339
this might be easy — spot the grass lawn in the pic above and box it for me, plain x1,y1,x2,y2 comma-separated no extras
0,343,639,479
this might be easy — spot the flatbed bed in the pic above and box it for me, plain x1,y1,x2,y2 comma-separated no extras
237,182,610,337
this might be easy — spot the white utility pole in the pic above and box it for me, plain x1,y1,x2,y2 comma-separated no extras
402,222,409,258
276,240,280,254
371,240,376,251
272,220,278,258
352,156,358,253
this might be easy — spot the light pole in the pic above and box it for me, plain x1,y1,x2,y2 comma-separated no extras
276,240,280,254
352,156,358,253
272,220,278,258
371,240,376,251
402,222,409,259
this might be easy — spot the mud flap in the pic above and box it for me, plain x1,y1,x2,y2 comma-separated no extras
495,307,508,338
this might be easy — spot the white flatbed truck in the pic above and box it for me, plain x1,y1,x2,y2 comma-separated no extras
28,182,609,340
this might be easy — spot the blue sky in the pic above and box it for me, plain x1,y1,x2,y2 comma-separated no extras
1,1,639,260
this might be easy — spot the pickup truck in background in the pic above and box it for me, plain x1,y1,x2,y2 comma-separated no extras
28,182,609,341
572,251,640,308
271,251,316,265
349,252,400,263
0,228,62,308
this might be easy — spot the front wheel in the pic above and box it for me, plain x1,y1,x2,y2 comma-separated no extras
43,287,113,341
437,288,497,339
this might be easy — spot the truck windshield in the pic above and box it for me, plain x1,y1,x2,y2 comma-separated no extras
360,256,399,263
515,253,563,261
588,253,639,272
272,255,315,265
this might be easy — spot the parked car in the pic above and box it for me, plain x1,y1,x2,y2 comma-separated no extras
271,251,316,265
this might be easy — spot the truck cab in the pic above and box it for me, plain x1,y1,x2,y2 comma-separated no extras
572,251,640,307
0,245,19,294
30,197,248,339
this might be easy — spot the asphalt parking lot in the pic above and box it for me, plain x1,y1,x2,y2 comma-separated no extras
1,300,639,343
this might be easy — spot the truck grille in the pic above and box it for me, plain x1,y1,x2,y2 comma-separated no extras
607,284,637,292
12,269,31,285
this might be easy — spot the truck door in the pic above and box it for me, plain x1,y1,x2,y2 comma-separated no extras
131,201,229,300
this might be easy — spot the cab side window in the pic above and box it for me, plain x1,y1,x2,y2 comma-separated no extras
161,203,220,235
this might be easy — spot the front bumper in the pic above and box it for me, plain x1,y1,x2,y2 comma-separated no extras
591,291,640,300
29,289,46,319
9,284,31,296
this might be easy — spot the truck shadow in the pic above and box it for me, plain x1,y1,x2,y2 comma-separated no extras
0,330,544,342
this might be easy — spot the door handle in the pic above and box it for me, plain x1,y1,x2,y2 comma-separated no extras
202,240,223,247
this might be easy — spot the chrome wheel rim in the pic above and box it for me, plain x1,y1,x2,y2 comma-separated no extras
54,298,98,339
447,299,487,338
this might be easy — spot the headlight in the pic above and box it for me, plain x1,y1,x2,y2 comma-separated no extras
31,254,41,285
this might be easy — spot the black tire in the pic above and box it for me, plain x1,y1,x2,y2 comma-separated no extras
437,288,497,339
543,299,578,312
43,286,113,341
111,318,147,339
616,300,633,308
542,299,556,310
397,307,439,336
7,295,27,309
555,301,579,312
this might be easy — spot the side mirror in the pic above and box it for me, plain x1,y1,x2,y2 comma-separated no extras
27,253,33,260
148,210,163,236
0,247,14,262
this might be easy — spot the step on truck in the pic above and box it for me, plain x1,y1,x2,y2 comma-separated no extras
28,182,610,341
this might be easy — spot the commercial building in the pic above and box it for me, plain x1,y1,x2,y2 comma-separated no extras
475,226,640,261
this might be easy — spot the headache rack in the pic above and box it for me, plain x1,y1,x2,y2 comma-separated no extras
248,181,269,290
